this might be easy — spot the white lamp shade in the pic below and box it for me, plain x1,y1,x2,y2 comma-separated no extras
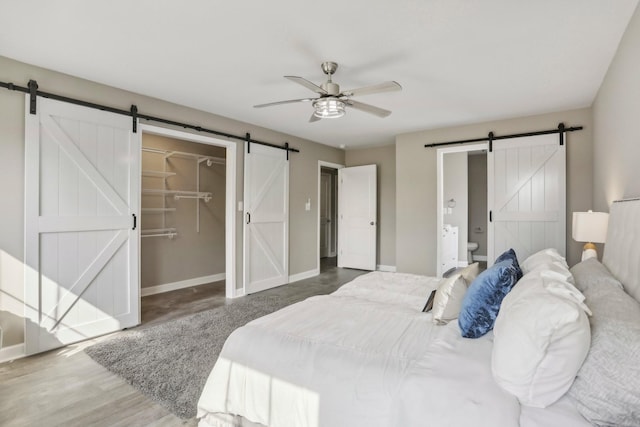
572,211,609,243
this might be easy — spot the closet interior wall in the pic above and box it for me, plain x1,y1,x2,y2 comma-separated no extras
141,134,226,291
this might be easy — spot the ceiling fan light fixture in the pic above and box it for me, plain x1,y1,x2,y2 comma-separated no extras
313,97,346,119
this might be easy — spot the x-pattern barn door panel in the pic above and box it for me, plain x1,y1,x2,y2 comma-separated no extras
488,133,566,265
243,143,289,293
25,97,140,355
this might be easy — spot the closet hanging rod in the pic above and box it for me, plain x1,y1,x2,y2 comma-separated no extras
1,79,300,154
142,170,177,178
424,124,583,148
141,232,177,239
142,189,212,197
141,228,177,234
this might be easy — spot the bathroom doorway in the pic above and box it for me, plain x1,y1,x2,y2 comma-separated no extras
436,143,488,277
317,161,343,273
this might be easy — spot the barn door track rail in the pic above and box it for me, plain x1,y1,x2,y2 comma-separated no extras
1,79,299,155
424,123,583,150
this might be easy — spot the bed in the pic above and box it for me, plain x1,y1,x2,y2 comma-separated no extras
197,199,640,427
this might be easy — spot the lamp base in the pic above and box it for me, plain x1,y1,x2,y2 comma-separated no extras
581,242,598,261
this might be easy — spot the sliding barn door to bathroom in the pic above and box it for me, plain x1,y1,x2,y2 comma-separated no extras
487,133,566,265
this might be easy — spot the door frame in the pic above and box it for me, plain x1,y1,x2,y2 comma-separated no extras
317,161,344,273
436,143,488,278
319,171,332,258
139,124,238,298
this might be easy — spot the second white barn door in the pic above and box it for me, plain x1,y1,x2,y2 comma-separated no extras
488,133,566,265
243,143,289,293
338,165,377,270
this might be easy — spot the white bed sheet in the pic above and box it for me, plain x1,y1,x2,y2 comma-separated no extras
197,272,589,427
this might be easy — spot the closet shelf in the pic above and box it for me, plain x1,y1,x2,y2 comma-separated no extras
142,189,212,202
141,208,177,214
142,147,225,165
142,170,177,178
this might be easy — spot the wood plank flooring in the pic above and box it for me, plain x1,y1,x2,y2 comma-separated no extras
0,258,365,427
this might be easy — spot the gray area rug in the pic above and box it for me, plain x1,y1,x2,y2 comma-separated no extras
85,294,303,419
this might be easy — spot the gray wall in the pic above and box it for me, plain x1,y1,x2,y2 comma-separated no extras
0,55,344,348
593,3,640,211
141,134,226,288
396,107,593,276
345,144,396,268
468,153,488,257
443,152,468,262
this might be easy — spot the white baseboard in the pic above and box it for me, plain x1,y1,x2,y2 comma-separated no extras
0,343,26,364
289,269,319,283
377,265,397,272
141,273,225,297
473,255,488,261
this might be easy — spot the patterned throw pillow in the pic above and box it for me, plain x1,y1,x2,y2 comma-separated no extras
458,260,520,338
495,248,523,280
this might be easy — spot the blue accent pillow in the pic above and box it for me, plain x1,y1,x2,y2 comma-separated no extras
458,260,520,338
495,248,523,280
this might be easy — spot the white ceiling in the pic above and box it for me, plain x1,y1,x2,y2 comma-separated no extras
1,0,638,149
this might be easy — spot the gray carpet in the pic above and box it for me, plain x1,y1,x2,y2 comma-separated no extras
84,294,304,419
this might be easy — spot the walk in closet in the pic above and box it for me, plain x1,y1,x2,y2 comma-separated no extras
140,133,226,316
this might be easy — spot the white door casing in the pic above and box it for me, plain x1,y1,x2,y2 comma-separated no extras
338,165,377,270
243,143,289,293
320,172,331,258
488,133,566,266
24,97,140,355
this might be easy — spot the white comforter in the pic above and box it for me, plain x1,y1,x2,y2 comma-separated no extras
197,272,588,427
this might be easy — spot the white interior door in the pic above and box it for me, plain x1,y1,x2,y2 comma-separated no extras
320,172,331,258
24,97,140,355
488,133,566,265
338,165,377,270
244,143,289,293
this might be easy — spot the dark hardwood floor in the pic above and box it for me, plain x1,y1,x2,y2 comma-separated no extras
0,257,365,427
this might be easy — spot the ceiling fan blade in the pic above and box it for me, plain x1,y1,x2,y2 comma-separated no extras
254,98,315,108
309,113,321,123
342,81,402,97
345,100,392,118
285,76,328,95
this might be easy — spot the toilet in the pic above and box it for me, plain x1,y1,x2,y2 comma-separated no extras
467,242,479,263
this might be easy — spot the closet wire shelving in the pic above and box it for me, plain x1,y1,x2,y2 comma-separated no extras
141,147,225,239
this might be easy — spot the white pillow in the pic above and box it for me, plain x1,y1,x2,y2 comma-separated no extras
432,263,479,325
521,248,568,275
524,260,575,285
492,274,591,408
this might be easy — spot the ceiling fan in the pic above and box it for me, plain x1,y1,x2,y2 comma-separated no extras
254,61,402,122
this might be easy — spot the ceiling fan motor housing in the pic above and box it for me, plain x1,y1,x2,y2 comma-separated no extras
321,81,341,96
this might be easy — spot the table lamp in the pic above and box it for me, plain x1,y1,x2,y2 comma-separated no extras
572,210,609,261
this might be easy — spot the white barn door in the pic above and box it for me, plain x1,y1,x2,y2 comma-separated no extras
338,165,377,270
488,133,566,266
243,143,289,293
25,97,140,355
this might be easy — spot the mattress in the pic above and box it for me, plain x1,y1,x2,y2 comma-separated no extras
197,271,590,427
